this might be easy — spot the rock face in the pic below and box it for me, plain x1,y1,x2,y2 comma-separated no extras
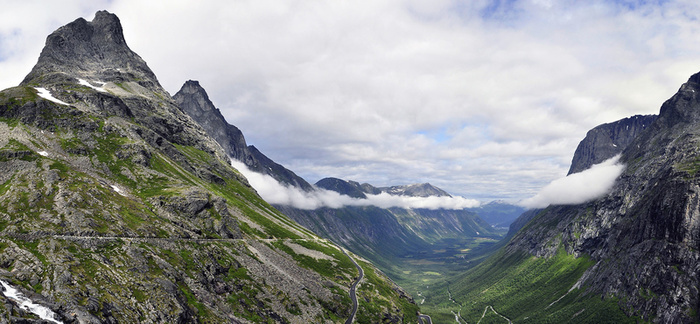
568,114,657,174
174,80,314,191
22,10,164,98
0,11,417,323
457,73,700,323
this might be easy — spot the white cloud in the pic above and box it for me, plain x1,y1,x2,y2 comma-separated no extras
2,1,699,201
230,159,479,210
519,155,625,209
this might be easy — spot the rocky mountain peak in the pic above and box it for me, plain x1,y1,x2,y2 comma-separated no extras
499,70,700,322
174,80,315,191
568,114,657,175
656,71,700,128
174,80,248,160
175,80,220,118
21,10,162,92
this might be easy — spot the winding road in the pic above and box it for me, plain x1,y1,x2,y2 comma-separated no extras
341,248,364,324
418,314,433,324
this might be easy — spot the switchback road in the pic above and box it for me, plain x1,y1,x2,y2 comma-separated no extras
341,248,364,324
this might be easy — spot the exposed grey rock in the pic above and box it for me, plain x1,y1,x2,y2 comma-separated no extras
172,81,248,161
174,80,314,191
0,10,415,323
568,114,657,175
505,71,700,322
21,10,163,96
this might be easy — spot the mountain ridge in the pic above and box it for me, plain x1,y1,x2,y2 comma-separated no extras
444,71,700,323
0,11,417,323
173,80,314,191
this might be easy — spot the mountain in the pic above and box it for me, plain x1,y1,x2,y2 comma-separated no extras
315,177,369,198
438,73,700,323
314,177,450,198
568,114,657,175
378,183,451,197
0,11,417,323
173,80,313,191
172,80,501,284
278,178,499,275
311,178,495,244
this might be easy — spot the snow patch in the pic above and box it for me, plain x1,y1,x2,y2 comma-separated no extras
111,185,126,196
0,280,63,323
37,151,49,157
34,88,70,106
78,79,107,93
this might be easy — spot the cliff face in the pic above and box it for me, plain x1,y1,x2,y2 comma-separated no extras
568,114,657,175
0,11,416,323
461,72,700,323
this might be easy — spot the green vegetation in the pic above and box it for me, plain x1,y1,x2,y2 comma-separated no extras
271,240,354,279
676,157,700,178
417,248,637,323
356,259,419,324
0,81,418,323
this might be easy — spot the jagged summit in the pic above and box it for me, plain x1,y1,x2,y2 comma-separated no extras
652,71,700,129
0,11,416,323
174,80,249,160
174,80,314,191
469,70,700,322
21,10,163,94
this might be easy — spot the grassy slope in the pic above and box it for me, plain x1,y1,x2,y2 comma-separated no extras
420,247,639,323
0,85,416,322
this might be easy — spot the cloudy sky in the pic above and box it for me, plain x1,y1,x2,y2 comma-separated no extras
2,0,700,203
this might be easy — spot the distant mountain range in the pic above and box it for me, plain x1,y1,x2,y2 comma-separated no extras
315,177,452,198
172,75,521,302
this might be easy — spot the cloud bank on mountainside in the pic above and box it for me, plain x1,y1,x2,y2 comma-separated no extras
520,155,625,209
231,159,479,210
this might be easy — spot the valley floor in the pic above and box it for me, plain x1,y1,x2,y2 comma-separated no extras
375,231,508,322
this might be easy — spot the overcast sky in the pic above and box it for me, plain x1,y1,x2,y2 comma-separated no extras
2,0,700,202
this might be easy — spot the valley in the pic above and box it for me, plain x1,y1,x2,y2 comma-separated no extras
1,6,700,324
